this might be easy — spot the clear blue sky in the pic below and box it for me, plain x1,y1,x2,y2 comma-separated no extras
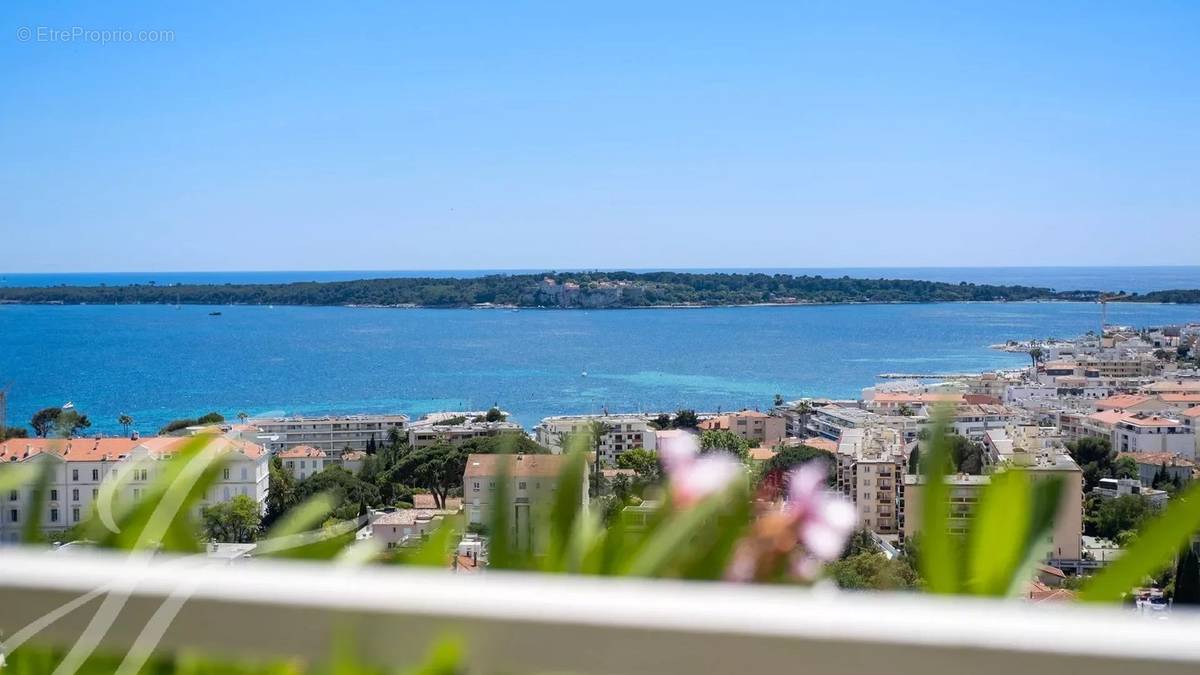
2,2,1198,272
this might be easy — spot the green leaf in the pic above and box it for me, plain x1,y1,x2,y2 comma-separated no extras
678,480,752,580
97,434,225,552
264,492,337,541
486,456,515,569
1081,480,1200,602
0,462,37,494
546,448,587,566
918,407,959,594
402,514,463,568
1003,475,1064,597
21,461,52,544
620,489,732,578
402,636,465,675
967,471,1031,595
562,508,602,574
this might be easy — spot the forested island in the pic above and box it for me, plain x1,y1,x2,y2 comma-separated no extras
0,272,1196,308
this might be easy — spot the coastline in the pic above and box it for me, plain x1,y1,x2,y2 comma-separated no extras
0,298,1188,310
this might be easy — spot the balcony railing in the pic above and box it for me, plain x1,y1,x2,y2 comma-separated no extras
2,547,1200,674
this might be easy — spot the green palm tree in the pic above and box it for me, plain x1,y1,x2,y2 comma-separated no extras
118,413,133,436
237,411,249,425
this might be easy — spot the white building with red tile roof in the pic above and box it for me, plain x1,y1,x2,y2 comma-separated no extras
0,434,269,543
277,445,328,480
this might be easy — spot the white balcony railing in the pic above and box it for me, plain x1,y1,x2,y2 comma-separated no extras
2,547,1200,674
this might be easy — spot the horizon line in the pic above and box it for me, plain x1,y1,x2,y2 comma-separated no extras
5,264,1200,276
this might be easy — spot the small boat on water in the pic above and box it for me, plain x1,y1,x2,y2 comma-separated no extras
209,311,222,316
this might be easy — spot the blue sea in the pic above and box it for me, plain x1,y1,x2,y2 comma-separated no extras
0,296,1196,436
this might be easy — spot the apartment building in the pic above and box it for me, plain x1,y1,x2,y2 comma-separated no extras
1080,355,1163,380
534,414,658,461
0,435,269,544
865,391,963,414
807,404,923,444
940,404,1023,442
1112,413,1195,458
901,451,1083,563
248,414,408,456
277,445,329,480
697,410,785,447
407,413,524,449
834,427,906,537
463,453,587,550
1184,407,1200,457
1093,477,1169,509
1115,452,1195,487
807,405,880,441
983,425,1064,464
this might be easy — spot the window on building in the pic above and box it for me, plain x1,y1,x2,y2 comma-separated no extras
8,490,16,502
92,489,98,499
473,482,480,491
9,509,17,522
72,508,80,523
518,481,527,490
241,467,248,480
49,489,58,501
223,468,230,480
50,508,59,523
92,469,99,481
72,489,79,501
72,469,79,481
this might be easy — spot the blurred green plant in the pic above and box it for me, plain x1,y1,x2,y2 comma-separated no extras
470,431,753,579
8,413,1200,673
916,406,1200,599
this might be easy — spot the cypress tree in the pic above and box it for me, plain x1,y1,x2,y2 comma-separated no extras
1175,546,1200,605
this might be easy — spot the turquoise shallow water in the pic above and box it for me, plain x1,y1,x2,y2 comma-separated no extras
0,301,1196,434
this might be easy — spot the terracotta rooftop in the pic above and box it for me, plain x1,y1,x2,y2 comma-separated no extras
463,453,569,478
1161,393,1200,405
1119,414,1183,428
411,494,462,511
1087,410,1128,426
371,508,447,526
872,392,964,404
278,445,326,459
1095,394,1153,411
0,437,143,463
0,435,266,463
749,446,776,462
1117,451,1196,468
781,437,838,453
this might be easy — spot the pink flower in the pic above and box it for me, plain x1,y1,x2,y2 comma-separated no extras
722,459,856,584
658,432,741,507
785,460,857,562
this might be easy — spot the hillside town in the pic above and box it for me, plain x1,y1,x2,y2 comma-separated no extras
2,322,1199,604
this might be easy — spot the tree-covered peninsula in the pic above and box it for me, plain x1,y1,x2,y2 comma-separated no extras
0,272,1189,308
